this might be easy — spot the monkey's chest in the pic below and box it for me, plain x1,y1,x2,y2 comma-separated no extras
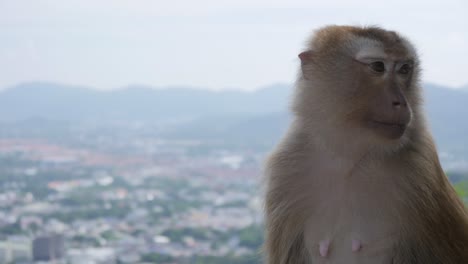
304,174,400,264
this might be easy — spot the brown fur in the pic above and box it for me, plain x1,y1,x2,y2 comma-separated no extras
264,25,468,264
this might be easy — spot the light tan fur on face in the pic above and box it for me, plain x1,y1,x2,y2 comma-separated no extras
263,25,468,264
352,36,386,58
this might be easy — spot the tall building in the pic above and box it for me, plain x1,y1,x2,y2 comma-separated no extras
32,234,64,261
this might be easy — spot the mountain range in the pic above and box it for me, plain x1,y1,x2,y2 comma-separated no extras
0,82,289,122
0,82,467,163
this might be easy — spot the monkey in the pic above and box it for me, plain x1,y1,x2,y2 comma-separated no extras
263,25,468,264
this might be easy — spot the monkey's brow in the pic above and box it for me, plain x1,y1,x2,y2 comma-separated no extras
354,56,387,63
361,57,386,61
354,57,414,64
397,59,414,64
353,57,386,65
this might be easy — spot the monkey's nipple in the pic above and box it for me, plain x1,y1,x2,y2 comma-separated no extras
352,239,361,252
319,240,330,257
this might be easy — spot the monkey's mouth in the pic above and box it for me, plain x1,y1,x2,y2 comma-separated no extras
372,120,406,128
370,120,407,139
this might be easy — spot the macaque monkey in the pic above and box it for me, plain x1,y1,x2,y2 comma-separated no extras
264,25,468,264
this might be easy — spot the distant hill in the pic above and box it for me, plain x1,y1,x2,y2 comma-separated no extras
0,82,290,122
423,84,468,158
0,82,467,165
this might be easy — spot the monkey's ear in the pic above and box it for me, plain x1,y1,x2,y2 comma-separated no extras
298,50,314,64
299,51,314,79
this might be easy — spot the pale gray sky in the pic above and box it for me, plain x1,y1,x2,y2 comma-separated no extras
1,0,467,90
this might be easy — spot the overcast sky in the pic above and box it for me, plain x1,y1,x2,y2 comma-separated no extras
1,1,467,91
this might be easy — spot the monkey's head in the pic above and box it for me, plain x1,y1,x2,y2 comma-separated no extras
294,25,423,151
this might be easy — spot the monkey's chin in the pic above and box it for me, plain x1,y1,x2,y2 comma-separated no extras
369,121,407,140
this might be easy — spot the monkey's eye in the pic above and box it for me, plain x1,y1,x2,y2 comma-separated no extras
398,64,412,74
369,61,385,73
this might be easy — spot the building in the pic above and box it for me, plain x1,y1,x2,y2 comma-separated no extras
32,234,65,261
0,240,32,263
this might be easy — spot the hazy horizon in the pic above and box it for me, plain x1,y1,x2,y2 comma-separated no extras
1,80,467,93
1,1,468,91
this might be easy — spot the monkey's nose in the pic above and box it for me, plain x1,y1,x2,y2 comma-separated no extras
392,99,407,108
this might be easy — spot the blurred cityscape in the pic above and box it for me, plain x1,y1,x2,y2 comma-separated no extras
0,125,264,264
